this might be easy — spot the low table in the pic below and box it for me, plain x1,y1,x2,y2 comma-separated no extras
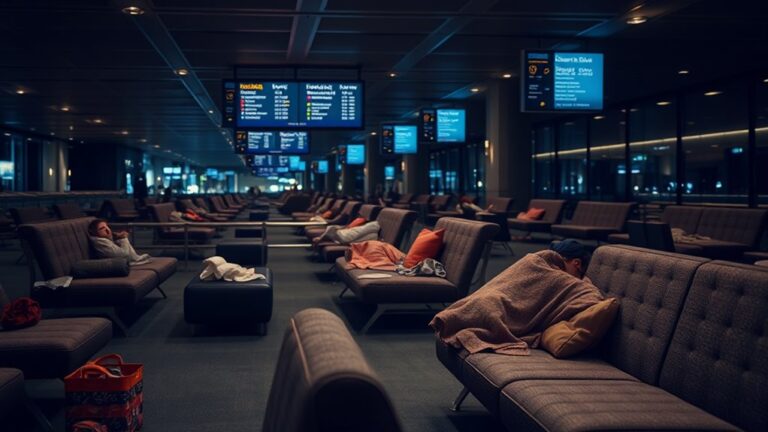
216,240,267,266
184,267,273,335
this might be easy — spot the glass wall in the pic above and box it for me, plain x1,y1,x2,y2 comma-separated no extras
589,110,626,201
532,125,555,197
558,118,587,198
629,99,677,203
530,73,765,207
756,77,768,206
682,83,749,204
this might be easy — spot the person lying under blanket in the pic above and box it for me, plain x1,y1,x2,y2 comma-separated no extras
430,239,613,356
88,218,152,265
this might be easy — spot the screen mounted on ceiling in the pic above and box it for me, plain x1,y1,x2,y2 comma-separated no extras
223,80,364,129
521,51,604,112
381,124,417,154
420,109,436,142
436,109,466,143
252,167,289,176
346,144,365,165
235,130,309,154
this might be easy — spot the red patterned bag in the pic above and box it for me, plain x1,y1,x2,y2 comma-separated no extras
65,354,144,432
72,420,109,432
1,297,41,329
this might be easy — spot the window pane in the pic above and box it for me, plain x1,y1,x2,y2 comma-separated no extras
589,110,626,201
629,100,677,203
532,125,555,197
757,77,768,206
558,118,587,198
682,83,748,204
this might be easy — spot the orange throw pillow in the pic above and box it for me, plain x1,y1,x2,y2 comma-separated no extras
347,217,366,228
525,207,546,220
404,228,445,267
541,298,619,358
321,210,333,219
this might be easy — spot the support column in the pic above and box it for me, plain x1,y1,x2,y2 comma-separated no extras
403,152,429,195
325,155,339,194
484,78,531,208
364,135,384,201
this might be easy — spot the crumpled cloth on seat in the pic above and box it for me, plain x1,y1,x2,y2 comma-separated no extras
199,256,266,282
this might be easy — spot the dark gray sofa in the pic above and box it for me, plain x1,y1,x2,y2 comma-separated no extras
436,244,767,431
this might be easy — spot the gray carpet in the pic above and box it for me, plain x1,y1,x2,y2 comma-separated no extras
0,212,553,432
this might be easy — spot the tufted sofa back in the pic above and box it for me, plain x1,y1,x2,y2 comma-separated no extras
570,201,634,229
659,261,768,432
527,199,565,224
376,208,417,249
18,217,95,279
263,308,402,432
586,245,709,385
358,204,382,221
696,207,767,247
434,218,499,295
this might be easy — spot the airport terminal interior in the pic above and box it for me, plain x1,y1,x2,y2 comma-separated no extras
1,1,768,431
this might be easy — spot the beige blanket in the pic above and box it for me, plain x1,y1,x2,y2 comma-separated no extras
429,250,604,355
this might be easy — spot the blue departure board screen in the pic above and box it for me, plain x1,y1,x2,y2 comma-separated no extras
381,124,395,154
252,167,289,176
288,156,301,171
250,155,293,167
347,144,365,165
223,81,364,129
314,160,329,174
420,109,436,142
384,165,395,180
436,109,466,143
394,125,418,154
235,130,309,154
298,161,307,171
522,51,603,111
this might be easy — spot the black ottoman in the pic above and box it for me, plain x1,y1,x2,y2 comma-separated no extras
216,240,268,265
249,210,269,221
184,267,273,335
235,227,264,238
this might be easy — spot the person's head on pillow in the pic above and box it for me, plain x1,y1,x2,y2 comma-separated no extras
549,239,591,279
88,219,112,239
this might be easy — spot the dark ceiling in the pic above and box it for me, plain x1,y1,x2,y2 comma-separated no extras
1,0,766,169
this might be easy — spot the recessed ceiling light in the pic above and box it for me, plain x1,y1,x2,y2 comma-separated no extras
60,106,71,112
626,16,647,25
92,118,104,124
678,69,690,75
3,132,10,137
153,144,161,149
656,101,671,106
26,138,32,141
120,130,129,135
502,73,512,79
139,138,148,143
68,137,74,141
176,68,189,76
763,78,768,83
15,89,25,95
69,125,74,130
370,132,377,136
121,6,144,15
387,72,397,78
593,115,605,120
470,88,480,93
208,109,214,114
50,132,55,136
704,90,722,96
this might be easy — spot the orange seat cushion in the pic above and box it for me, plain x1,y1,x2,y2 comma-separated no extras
346,217,366,228
321,210,333,219
404,228,445,268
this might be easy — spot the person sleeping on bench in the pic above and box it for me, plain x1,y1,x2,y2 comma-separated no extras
88,218,152,265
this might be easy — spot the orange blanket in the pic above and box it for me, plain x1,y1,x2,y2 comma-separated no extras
429,250,604,355
346,240,405,271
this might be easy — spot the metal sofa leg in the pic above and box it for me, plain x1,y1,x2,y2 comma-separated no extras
360,305,385,334
156,285,168,299
504,242,515,256
451,386,470,412
105,309,129,337
338,286,349,298
25,398,54,432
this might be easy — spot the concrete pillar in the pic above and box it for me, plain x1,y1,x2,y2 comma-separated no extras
403,152,429,195
364,135,384,200
325,155,338,194
484,78,531,209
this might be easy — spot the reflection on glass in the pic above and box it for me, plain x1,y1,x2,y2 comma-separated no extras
532,126,555,197
589,111,626,201
757,79,768,206
683,84,748,204
629,100,677,203
558,119,587,197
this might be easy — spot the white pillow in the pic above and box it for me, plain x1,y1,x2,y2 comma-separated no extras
334,221,380,244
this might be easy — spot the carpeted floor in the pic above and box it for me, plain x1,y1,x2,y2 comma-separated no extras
0,211,554,432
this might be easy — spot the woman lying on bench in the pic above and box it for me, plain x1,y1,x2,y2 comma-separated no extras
88,219,152,265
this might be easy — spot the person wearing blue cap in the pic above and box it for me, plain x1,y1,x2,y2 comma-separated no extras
549,239,591,280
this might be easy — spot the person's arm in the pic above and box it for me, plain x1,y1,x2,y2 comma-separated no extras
90,237,130,259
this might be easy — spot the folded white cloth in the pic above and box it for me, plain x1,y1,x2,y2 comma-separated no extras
356,273,394,280
199,256,266,282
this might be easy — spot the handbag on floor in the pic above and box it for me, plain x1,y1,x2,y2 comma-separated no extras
64,354,144,432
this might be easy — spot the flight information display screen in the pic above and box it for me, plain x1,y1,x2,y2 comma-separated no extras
298,161,307,171
436,109,466,143
288,156,301,171
313,160,329,174
381,124,395,154
522,51,603,112
347,144,365,165
394,125,418,154
252,167,289,176
223,80,364,129
250,155,293,167
384,165,395,180
235,130,309,154
420,109,436,142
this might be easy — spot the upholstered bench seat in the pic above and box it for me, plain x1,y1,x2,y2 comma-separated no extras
132,257,178,283
184,268,273,334
606,232,631,244
499,379,738,432
755,260,768,267
322,244,348,262
0,317,112,379
158,226,215,242
674,239,748,260
66,270,158,306
216,240,267,266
